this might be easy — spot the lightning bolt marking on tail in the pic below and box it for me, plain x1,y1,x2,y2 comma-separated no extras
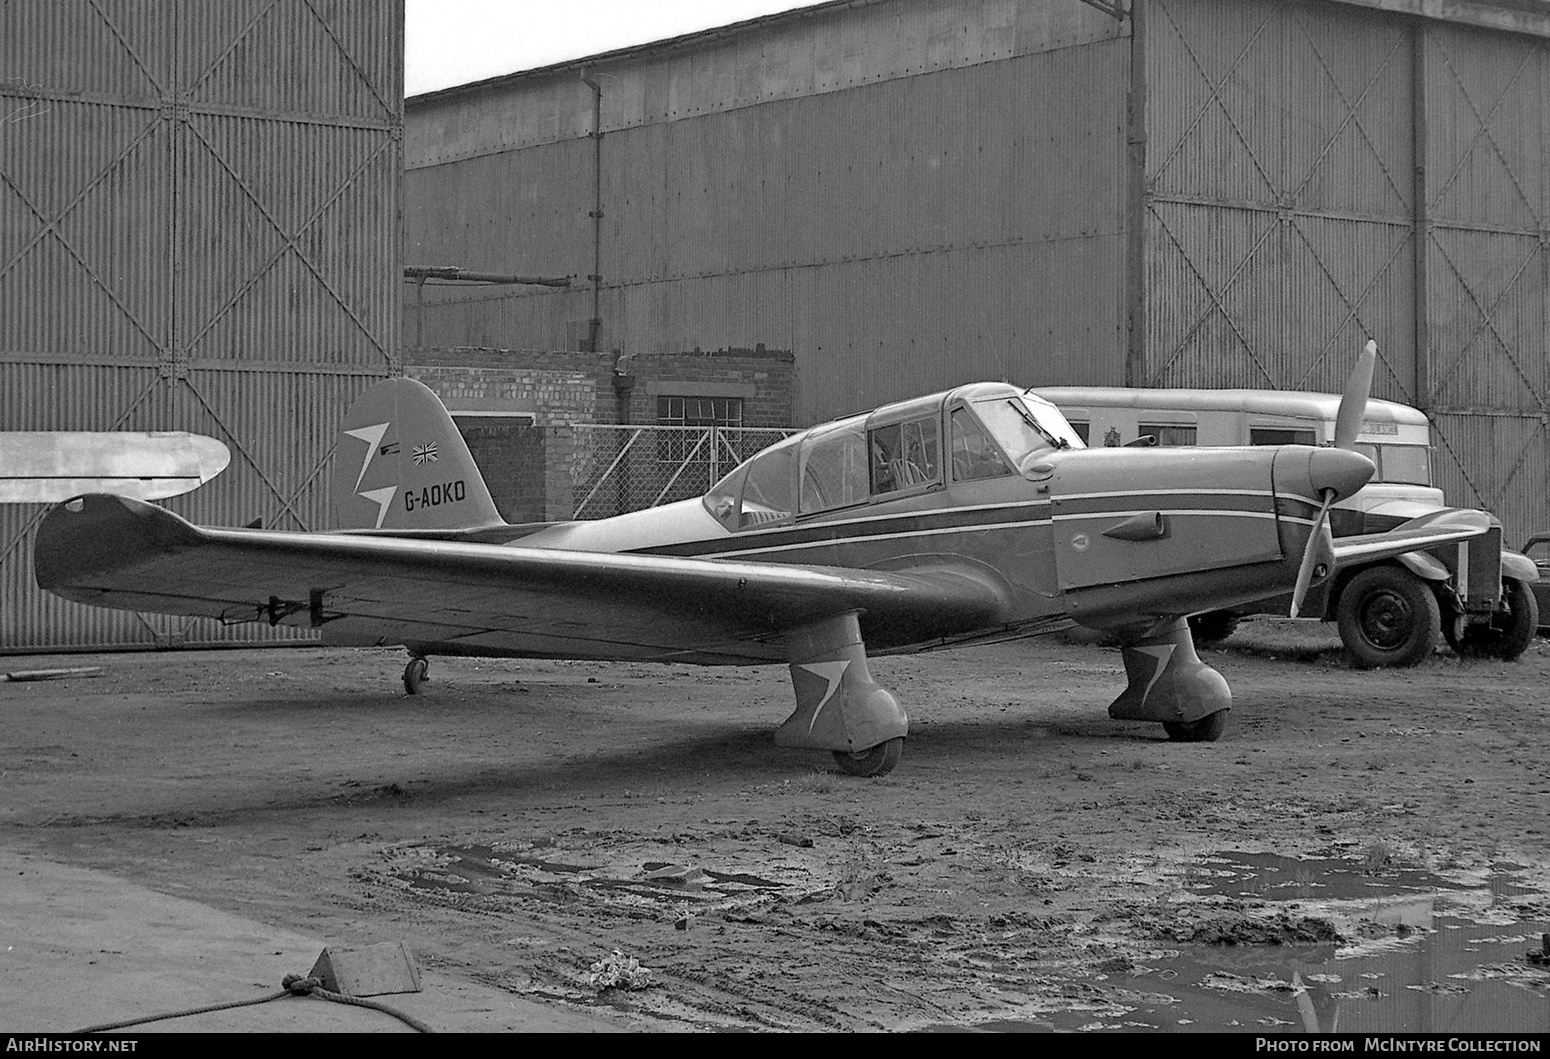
358,486,397,530
344,422,389,491
797,660,851,732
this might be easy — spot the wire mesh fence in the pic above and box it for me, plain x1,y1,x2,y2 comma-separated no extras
571,425,797,519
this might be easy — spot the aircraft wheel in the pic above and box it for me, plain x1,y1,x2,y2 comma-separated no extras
1188,611,1239,646
1336,566,1439,669
1444,578,1539,661
1163,711,1228,743
832,737,904,778
403,656,430,695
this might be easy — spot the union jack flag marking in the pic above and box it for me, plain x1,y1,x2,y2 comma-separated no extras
412,443,439,465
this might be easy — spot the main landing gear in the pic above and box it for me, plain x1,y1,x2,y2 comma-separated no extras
775,611,910,778
1108,618,1232,743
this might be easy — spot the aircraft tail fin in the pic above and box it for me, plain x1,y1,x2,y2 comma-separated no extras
331,377,505,532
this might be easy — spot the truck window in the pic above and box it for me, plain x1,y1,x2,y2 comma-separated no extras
1250,426,1317,446
1138,423,1197,447
1356,443,1431,487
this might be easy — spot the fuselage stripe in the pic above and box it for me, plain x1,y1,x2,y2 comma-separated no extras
1053,509,1282,522
631,488,1317,558
704,518,1056,558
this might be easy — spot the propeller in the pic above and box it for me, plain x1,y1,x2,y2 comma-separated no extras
1289,340,1377,618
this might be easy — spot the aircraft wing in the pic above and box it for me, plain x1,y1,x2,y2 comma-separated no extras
34,494,1016,663
1330,508,1494,568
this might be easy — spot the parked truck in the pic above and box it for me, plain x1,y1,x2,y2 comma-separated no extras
1033,386,1539,667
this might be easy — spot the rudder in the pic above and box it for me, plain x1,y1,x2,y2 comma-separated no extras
332,377,504,531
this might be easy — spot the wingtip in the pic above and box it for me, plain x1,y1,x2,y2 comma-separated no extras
34,494,200,592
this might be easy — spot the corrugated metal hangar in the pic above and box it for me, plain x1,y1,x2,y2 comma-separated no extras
1,1,403,649
405,0,1550,550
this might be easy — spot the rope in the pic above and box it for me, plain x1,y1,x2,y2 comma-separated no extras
73,974,435,1034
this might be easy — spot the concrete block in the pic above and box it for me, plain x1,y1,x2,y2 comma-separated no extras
308,940,423,997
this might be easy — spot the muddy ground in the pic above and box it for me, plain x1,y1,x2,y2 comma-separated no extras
4,622,1549,1032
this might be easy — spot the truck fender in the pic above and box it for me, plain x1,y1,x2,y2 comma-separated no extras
1501,550,1539,584
1393,550,1450,582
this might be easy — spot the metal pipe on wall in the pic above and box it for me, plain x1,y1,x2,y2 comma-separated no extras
1124,0,1146,388
1411,18,1430,411
581,71,604,353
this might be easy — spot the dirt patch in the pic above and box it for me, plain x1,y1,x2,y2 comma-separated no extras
4,621,1549,1030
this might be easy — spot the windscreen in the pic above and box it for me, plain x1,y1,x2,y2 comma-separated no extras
970,394,1085,470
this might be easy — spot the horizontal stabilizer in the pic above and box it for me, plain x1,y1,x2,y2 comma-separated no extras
0,432,229,503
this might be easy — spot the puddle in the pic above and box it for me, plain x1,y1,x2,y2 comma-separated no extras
1182,850,1530,903
389,842,1549,1031
958,851,1550,1033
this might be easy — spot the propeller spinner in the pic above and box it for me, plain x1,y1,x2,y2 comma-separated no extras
1288,340,1378,618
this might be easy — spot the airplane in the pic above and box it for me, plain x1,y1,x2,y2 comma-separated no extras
32,343,1493,777
1,431,229,504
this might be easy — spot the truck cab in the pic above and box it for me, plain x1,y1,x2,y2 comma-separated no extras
1034,386,1539,667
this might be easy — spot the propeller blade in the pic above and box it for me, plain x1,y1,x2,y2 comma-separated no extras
1289,489,1336,619
1333,340,1377,450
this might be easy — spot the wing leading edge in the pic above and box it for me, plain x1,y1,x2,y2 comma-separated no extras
35,494,1016,663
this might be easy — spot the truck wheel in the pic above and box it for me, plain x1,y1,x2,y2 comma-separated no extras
1188,611,1239,646
1336,566,1440,669
1445,578,1538,661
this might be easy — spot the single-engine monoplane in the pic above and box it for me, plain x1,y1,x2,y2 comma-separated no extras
34,343,1491,776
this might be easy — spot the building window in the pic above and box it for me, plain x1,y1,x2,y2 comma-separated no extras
657,395,744,462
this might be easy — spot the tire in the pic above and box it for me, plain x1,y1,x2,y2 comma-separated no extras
1163,711,1228,743
403,656,429,694
1445,578,1539,661
1188,611,1239,646
1336,566,1440,669
832,737,904,778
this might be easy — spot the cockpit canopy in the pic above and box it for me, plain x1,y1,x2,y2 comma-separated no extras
704,383,1083,531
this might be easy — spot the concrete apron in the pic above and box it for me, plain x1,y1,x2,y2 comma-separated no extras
0,851,626,1033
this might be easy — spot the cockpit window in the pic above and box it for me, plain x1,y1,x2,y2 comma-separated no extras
738,439,797,526
968,393,1082,471
869,415,941,494
799,418,869,515
704,435,798,530
950,408,1013,481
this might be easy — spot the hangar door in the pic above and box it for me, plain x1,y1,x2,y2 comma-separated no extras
1417,22,1550,551
0,1,402,650
1142,0,1548,546
1143,0,1419,397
